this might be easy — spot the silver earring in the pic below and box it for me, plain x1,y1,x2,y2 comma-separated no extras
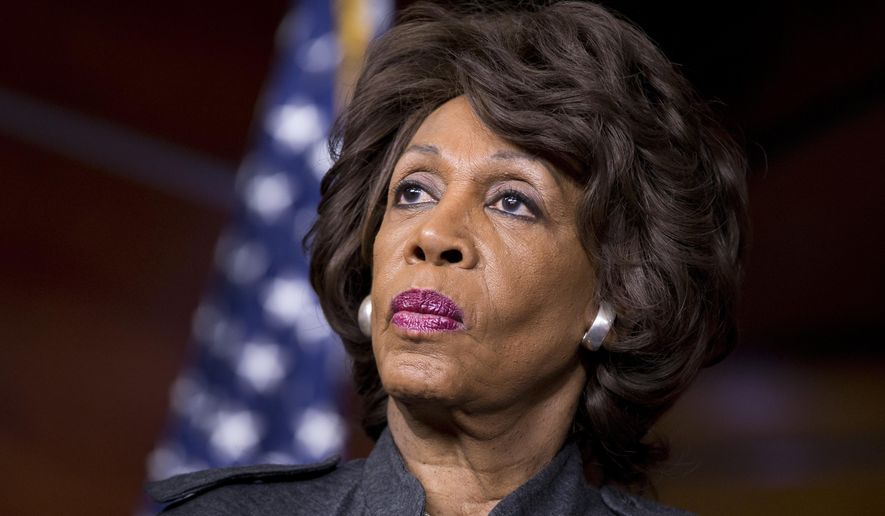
358,296,372,338
582,302,615,351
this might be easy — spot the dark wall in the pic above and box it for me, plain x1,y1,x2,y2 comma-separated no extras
0,1,286,513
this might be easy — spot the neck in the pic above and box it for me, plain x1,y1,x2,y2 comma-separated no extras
386,366,585,516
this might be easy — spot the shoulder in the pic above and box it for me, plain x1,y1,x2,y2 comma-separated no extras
599,486,695,516
146,457,364,515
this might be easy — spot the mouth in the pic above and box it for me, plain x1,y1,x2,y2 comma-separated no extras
390,288,465,333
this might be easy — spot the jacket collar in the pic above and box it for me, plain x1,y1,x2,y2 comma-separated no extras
360,428,600,515
361,428,426,515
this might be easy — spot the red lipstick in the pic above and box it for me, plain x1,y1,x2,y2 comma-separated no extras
390,288,465,333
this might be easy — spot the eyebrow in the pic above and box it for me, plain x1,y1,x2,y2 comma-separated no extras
400,143,567,197
402,144,440,156
490,149,541,163
402,144,540,163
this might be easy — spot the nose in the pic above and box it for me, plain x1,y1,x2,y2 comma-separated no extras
405,200,478,269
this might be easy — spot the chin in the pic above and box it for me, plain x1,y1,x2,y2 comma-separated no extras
379,351,460,404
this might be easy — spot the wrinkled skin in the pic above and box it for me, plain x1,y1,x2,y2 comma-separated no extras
371,95,597,424
371,97,595,516
369,96,600,515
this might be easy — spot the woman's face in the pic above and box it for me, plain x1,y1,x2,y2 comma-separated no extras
371,96,596,415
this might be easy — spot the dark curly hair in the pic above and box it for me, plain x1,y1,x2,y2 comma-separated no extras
307,0,748,488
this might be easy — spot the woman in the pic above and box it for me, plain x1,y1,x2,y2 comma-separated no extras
149,1,747,514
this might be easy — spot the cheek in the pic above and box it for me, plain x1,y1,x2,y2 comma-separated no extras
372,217,406,287
487,232,593,337
496,231,588,298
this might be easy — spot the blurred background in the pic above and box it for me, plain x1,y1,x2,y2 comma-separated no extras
1,0,883,514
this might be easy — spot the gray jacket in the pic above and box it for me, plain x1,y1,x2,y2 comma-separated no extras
147,429,689,515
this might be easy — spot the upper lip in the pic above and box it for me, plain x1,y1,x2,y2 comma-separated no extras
391,288,464,323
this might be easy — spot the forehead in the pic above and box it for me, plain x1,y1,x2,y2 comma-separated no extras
407,96,521,159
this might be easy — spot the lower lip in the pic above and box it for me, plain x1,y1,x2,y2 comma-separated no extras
391,311,464,333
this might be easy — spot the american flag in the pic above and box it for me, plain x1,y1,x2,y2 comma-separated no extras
146,0,391,482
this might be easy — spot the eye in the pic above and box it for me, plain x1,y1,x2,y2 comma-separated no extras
393,181,436,206
488,189,539,220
